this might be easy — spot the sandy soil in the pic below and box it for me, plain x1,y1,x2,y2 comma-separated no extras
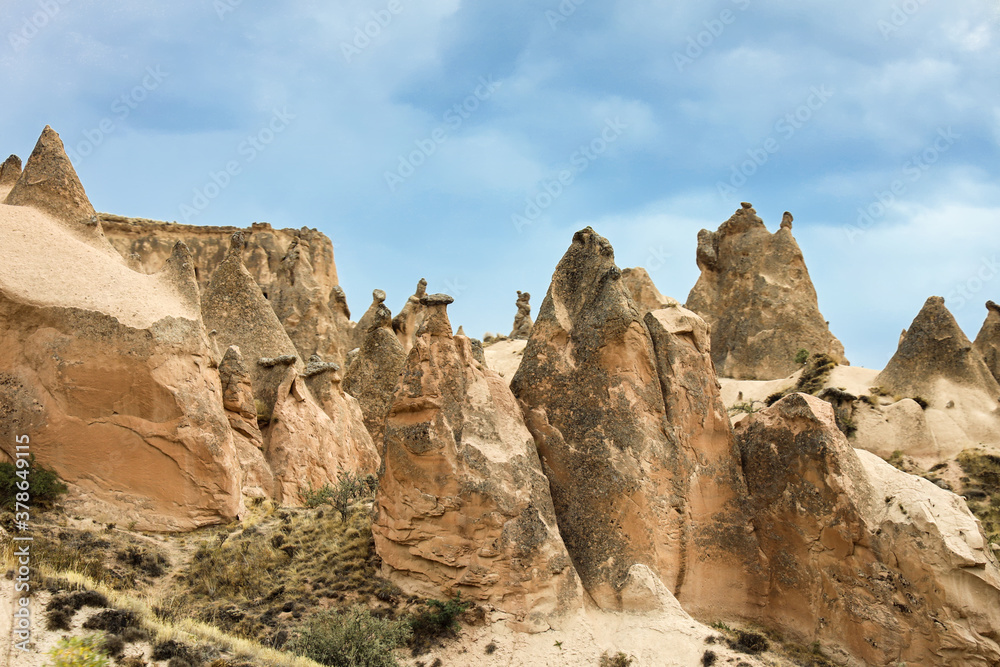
484,339,527,383
0,203,194,329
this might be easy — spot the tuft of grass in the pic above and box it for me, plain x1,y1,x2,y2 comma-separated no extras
795,353,838,395
287,607,411,667
47,633,111,667
728,401,762,416
957,450,1000,545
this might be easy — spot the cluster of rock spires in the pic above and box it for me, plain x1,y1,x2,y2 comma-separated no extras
3,126,1000,665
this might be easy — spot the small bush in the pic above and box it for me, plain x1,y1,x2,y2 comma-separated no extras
794,349,809,365
288,606,411,667
409,594,471,644
729,630,769,654
796,353,838,395
151,640,198,664
701,651,717,666
0,456,67,511
304,471,378,517
83,609,140,634
727,401,761,416
599,652,634,667
47,634,110,667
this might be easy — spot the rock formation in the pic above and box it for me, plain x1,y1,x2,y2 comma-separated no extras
0,154,21,194
4,126,96,226
201,232,378,505
511,228,692,610
218,345,275,499
373,294,582,628
509,291,533,339
621,267,677,315
392,278,428,353
685,203,848,380
343,303,406,448
351,289,387,349
268,236,351,364
735,393,1000,666
103,217,352,364
974,300,1000,386
0,190,243,529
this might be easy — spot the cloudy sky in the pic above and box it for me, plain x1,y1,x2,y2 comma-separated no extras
2,0,998,369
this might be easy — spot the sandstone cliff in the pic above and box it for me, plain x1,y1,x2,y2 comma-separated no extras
686,204,848,380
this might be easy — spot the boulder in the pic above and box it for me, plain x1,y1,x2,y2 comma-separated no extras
685,204,847,380
735,393,1000,666
343,303,406,449
373,294,582,627
511,227,685,610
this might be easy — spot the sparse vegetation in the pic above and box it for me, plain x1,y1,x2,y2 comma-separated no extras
47,633,111,667
728,400,763,416
869,386,889,397
408,594,471,654
795,349,809,365
957,449,1000,545
599,651,634,667
0,455,66,511
765,391,788,407
796,353,838,395
910,396,929,410
303,471,378,517
288,607,411,667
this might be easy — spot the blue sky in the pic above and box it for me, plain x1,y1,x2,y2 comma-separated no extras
2,0,998,370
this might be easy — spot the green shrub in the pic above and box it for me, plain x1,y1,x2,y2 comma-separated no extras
46,633,110,667
794,349,809,365
409,594,471,641
288,607,411,667
0,456,66,511
727,401,762,416
795,353,838,395
304,471,378,517
729,629,769,654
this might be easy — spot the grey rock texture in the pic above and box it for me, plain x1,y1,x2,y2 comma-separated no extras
343,303,406,449
685,203,847,380
4,126,95,225
510,291,533,339
973,300,1000,386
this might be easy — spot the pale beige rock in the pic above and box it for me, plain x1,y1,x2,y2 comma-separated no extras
351,289,387,349
0,154,21,199
392,278,427,353
621,267,677,315
373,294,582,626
735,393,1000,666
686,203,848,380
484,338,527,384
509,290,533,339
852,398,940,466
0,202,243,531
218,345,274,499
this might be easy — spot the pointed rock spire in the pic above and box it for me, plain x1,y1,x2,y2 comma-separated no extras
621,267,678,315
974,300,1000,385
686,204,847,380
0,154,21,189
4,126,95,224
876,296,1000,403
343,303,406,448
392,278,428,352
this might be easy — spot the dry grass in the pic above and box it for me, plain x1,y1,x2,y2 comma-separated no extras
957,449,1000,546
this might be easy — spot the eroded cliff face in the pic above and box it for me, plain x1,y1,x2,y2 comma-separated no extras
102,216,352,365
373,295,582,629
735,393,1000,666
686,204,847,380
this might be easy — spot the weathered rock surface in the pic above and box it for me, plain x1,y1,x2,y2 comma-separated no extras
509,291,533,339
269,236,351,364
218,345,274,499
392,278,428,353
973,300,1000,386
0,154,21,195
351,289,387,349
511,228,688,610
735,393,1000,666
343,303,406,448
201,232,378,505
686,204,847,380
621,267,677,315
0,198,243,530
374,294,582,626
4,126,96,226
103,216,351,364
